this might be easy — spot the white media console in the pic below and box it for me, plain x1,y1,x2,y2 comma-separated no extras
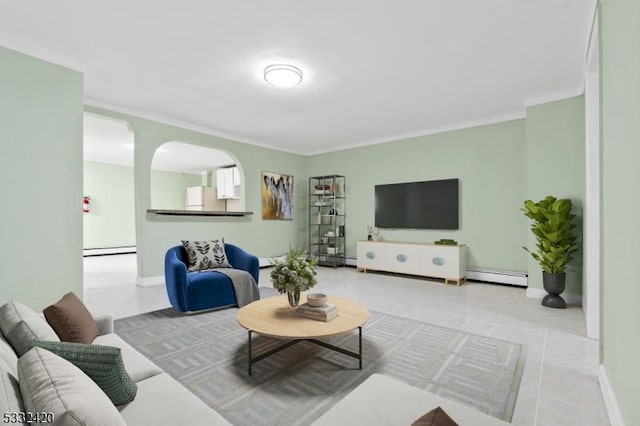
356,240,467,285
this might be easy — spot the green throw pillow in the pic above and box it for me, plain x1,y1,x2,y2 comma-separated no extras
30,341,137,406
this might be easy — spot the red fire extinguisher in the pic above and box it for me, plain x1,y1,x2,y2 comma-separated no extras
83,196,91,213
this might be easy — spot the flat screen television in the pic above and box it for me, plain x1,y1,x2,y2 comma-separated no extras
375,178,459,229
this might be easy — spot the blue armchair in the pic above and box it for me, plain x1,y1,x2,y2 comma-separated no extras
164,243,260,313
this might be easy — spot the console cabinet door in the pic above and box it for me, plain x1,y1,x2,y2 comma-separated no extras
357,242,386,270
419,245,461,278
385,244,420,275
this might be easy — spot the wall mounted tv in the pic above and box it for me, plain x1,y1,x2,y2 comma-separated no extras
375,178,459,230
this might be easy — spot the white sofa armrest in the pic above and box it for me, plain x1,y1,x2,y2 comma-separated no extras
313,374,510,426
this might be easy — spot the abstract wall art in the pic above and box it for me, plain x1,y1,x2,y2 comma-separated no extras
262,172,293,220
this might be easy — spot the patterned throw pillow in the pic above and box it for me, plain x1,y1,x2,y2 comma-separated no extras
29,341,137,406
181,239,231,272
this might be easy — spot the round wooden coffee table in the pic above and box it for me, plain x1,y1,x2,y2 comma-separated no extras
237,295,369,375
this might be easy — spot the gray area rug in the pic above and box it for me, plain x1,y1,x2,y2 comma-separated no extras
115,290,525,425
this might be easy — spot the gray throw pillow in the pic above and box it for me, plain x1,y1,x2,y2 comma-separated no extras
181,239,231,271
0,301,59,356
30,341,137,406
18,347,126,426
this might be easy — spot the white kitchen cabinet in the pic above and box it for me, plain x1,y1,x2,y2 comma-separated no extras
216,167,240,199
357,241,467,285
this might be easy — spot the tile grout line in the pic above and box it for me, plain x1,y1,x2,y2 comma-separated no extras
533,314,549,426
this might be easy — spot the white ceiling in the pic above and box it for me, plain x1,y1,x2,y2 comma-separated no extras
1,1,596,155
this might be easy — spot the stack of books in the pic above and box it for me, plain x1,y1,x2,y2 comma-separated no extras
296,303,338,322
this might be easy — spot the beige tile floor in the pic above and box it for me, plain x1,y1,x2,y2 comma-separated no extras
83,254,610,426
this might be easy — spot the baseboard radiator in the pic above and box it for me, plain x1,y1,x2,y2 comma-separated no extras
83,246,137,257
348,258,527,287
466,268,528,287
263,257,527,287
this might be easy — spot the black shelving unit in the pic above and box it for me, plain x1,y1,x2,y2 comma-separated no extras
309,175,346,267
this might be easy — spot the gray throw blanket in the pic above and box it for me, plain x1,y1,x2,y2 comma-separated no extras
216,268,260,307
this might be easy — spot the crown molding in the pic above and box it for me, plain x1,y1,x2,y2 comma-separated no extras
0,33,84,72
83,98,306,156
306,110,527,156
88,89,583,158
523,87,584,108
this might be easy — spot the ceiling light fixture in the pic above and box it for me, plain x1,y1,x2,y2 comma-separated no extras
263,64,303,88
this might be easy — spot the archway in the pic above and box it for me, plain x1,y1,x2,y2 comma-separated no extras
150,141,246,212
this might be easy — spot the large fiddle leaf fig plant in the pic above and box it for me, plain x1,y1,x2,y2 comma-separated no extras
522,196,578,274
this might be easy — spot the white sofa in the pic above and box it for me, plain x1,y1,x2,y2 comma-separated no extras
0,303,230,426
313,374,510,426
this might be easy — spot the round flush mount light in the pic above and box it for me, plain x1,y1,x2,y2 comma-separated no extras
263,64,303,88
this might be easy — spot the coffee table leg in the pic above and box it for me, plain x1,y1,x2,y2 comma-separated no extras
358,326,362,370
248,330,253,375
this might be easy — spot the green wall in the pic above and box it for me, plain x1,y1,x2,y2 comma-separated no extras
83,161,135,248
83,161,204,248
84,105,308,279
307,120,529,270
307,98,585,292
150,169,202,210
0,47,83,309
524,97,586,294
600,0,640,424
0,44,586,304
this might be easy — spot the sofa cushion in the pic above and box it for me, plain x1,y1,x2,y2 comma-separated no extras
93,334,163,383
43,292,100,344
0,301,59,356
412,407,459,426
18,347,126,426
31,341,137,406
182,239,231,271
0,361,24,422
0,333,18,377
118,372,231,425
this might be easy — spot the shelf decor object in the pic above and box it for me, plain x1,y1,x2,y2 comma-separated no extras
262,171,294,220
309,175,346,268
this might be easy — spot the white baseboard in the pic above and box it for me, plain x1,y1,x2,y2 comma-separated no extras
600,364,625,426
136,275,164,287
526,287,583,306
259,256,285,268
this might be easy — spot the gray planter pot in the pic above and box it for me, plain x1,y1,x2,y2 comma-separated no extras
542,272,567,309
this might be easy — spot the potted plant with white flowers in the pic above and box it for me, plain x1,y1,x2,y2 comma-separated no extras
270,247,319,307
